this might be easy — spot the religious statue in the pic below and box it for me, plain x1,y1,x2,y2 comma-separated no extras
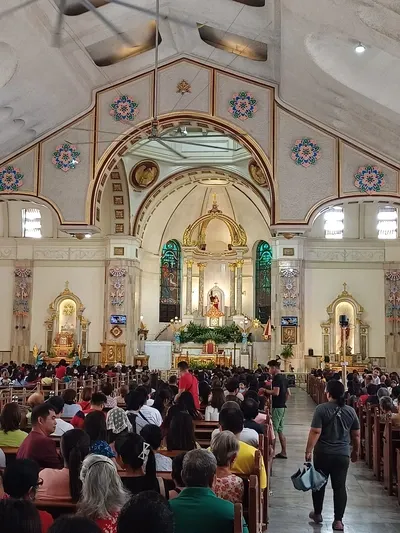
35,351,46,369
210,291,220,310
205,289,224,319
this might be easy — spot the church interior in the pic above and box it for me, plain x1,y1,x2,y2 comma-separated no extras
0,0,399,373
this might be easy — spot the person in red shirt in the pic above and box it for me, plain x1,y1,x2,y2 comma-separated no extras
55,360,68,381
2,459,54,533
17,404,62,469
176,361,200,410
71,392,107,429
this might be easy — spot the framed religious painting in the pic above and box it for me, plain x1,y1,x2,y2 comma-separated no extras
130,160,159,190
281,325,297,345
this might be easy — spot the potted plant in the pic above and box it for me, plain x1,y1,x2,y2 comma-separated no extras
280,344,293,371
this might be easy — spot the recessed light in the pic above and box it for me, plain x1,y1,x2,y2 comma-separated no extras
84,234,92,239
355,42,366,54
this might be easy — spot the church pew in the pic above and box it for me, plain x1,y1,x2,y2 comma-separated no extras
358,402,366,460
248,475,261,533
372,409,385,481
234,503,244,533
193,420,219,447
365,405,378,469
2,446,19,464
383,420,400,496
397,449,400,505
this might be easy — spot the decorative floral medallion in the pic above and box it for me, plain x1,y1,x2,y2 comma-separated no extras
52,142,80,172
110,325,123,338
291,138,321,168
385,270,400,321
109,95,139,123
386,271,400,282
280,268,299,308
176,79,191,95
354,165,385,194
0,165,24,191
109,267,127,307
228,91,257,121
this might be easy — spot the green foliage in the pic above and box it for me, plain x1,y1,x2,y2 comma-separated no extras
179,321,242,344
280,344,294,359
189,360,216,370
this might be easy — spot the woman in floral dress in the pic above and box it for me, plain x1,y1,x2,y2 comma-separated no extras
210,431,244,504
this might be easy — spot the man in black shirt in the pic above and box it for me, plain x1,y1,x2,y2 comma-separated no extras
265,359,289,459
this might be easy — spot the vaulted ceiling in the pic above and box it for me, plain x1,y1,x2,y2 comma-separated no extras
1,0,400,163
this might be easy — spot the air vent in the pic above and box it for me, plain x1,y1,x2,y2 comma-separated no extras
233,0,265,6
56,0,108,16
198,24,267,61
86,22,161,67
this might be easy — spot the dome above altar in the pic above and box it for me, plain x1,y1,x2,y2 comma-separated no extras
183,194,247,256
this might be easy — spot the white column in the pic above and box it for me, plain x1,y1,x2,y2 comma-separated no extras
185,259,193,315
229,262,236,316
236,259,244,315
197,263,206,316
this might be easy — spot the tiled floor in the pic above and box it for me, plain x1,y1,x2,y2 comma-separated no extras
267,387,400,533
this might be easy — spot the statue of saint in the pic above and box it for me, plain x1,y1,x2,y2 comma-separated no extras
210,291,220,310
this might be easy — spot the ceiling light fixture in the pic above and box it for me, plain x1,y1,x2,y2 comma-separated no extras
355,42,366,54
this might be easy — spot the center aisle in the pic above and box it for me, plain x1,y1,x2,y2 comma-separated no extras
267,387,400,533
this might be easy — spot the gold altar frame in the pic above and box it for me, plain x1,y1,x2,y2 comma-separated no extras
44,282,90,360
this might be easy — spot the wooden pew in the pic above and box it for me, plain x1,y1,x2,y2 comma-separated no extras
234,503,244,533
193,420,219,448
372,409,385,481
365,405,378,469
383,419,400,496
397,448,400,505
248,475,261,533
357,402,366,460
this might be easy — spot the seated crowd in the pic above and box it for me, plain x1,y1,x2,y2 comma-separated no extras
0,359,277,533
311,366,400,425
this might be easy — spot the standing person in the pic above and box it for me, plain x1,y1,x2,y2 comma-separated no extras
17,404,62,469
176,361,200,410
305,379,360,531
265,359,289,459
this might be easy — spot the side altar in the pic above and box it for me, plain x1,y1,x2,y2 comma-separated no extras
42,282,90,364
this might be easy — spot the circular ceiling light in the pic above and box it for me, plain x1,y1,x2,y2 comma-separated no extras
355,42,366,54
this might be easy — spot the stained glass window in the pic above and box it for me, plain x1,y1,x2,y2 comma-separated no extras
255,240,272,323
159,239,181,322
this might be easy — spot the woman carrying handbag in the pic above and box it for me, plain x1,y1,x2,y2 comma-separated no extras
305,379,360,532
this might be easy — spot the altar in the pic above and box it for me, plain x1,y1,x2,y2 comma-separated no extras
42,282,90,363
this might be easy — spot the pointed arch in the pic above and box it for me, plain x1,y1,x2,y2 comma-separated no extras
159,239,182,322
254,240,272,323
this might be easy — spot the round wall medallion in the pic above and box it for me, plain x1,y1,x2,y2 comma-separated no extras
354,165,385,194
248,159,268,187
130,160,159,189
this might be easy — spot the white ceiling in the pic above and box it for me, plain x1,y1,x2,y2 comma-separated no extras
1,0,400,163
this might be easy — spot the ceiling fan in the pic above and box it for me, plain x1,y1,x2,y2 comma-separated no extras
1,0,249,159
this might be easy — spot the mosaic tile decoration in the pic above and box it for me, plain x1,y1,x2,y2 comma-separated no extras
109,95,139,122
52,142,80,172
354,165,385,194
228,91,257,121
291,138,321,168
115,223,124,233
114,196,124,205
115,209,124,219
0,165,24,191
112,183,122,192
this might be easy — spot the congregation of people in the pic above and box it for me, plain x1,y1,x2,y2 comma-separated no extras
0,358,285,533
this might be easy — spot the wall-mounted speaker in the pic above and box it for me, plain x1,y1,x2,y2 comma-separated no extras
308,348,314,356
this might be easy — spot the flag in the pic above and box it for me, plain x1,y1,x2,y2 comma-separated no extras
263,318,272,340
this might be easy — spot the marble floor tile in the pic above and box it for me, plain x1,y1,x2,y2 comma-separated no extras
267,388,400,533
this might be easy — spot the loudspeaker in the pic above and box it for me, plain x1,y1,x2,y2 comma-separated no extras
308,348,314,356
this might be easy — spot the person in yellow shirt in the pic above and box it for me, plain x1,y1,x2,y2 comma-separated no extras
218,407,267,489
0,403,28,448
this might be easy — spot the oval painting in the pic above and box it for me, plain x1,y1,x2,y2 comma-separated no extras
130,160,159,189
248,159,268,187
